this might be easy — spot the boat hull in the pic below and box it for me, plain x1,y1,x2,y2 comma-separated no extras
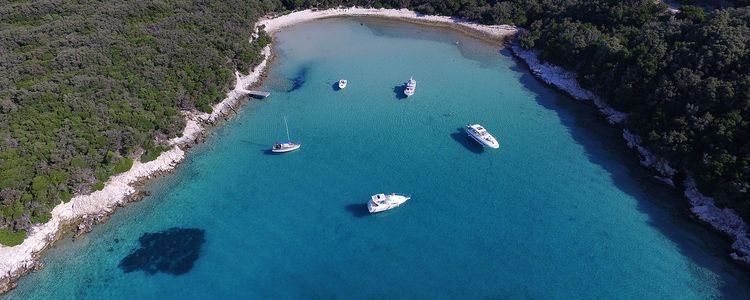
465,124,500,149
368,194,410,213
271,143,300,153
404,78,416,97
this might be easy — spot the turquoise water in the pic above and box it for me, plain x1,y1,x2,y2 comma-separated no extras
9,18,750,299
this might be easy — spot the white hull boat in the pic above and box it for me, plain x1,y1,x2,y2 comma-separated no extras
272,142,300,153
465,124,500,149
338,79,347,89
404,77,416,97
368,193,411,213
272,117,301,153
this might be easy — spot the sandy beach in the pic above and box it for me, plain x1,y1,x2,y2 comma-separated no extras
258,7,517,42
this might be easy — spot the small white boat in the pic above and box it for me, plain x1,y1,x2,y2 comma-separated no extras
368,193,411,213
338,79,347,89
272,142,300,153
465,124,500,149
272,117,301,153
404,76,416,97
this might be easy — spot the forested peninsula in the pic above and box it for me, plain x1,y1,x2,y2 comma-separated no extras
0,0,273,243
1,0,749,250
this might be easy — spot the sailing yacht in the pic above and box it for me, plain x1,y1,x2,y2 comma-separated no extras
404,76,416,97
272,117,301,153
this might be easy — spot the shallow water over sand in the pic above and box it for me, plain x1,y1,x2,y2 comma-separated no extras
9,18,750,299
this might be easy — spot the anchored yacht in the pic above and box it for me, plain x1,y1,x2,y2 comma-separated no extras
465,124,500,149
368,193,411,213
338,79,347,89
272,117,301,153
272,141,300,153
404,77,416,97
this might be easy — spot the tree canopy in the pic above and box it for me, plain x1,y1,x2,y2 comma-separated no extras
0,0,275,237
1,0,749,244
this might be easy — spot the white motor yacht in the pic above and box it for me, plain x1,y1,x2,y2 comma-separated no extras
338,79,347,89
404,77,416,97
465,124,500,149
368,193,411,213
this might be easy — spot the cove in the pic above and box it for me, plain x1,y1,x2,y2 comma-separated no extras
7,17,750,299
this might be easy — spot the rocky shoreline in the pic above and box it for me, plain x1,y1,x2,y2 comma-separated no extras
2,6,747,295
0,44,273,296
0,149,187,294
509,44,750,267
0,8,519,295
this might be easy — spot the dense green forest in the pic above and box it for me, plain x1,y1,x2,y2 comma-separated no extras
1,0,748,245
0,0,274,243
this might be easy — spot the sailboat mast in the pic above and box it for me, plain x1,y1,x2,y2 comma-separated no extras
284,116,291,142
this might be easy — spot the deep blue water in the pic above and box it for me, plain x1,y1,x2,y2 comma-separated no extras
9,18,750,299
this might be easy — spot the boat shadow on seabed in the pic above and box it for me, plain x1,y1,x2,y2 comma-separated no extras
345,203,370,218
392,84,407,99
450,128,484,154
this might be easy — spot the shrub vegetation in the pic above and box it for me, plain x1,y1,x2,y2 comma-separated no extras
2,0,748,244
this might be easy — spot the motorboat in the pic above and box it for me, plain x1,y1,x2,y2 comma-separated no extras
404,77,416,97
465,124,499,149
368,193,411,213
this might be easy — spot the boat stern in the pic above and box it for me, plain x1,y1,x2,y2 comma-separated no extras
367,200,381,213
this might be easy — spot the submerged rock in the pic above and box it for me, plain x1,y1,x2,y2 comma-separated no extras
73,213,109,240
286,65,309,92
119,228,205,275
74,216,95,239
